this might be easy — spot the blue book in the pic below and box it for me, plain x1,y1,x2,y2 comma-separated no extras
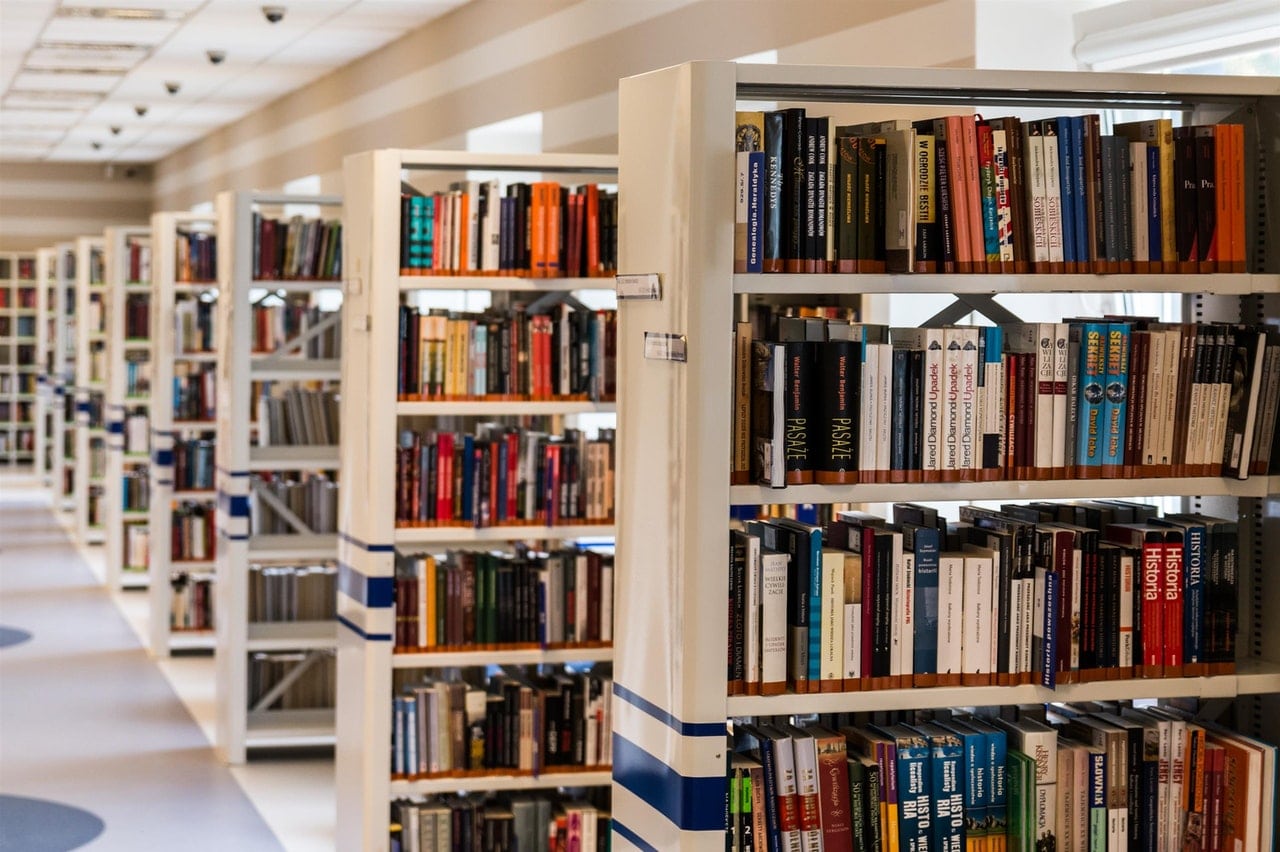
1158,514,1207,669
1147,147,1162,263
1069,116,1089,265
911,723,967,852
736,724,783,852
939,721,988,852
874,724,933,852
1085,747,1108,852
1057,116,1077,265
1074,321,1108,470
966,718,1008,851
460,435,475,522
1101,322,1131,475
904,523,940,678
980,325,1004,474
747,151,766,273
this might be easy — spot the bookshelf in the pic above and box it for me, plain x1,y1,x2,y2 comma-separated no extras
213,189,344,763
148,211,218,656
103,226,152,590
335,149,620,850
34,247,57,487
611,62,1280,848
0,251,38,468
51,242,76,509
72,235,106,544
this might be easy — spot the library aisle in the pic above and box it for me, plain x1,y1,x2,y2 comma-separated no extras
0,479,329,851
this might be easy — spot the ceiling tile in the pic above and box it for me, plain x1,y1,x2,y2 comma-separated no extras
11,69,124,93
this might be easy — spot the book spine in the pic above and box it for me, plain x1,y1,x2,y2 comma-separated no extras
763,112,786,273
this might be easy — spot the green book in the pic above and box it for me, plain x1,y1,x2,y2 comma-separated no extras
1007,749,1036,852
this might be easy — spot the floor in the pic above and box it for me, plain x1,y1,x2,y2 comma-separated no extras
0,476,337,851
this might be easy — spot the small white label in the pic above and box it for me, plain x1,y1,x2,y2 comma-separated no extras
615,273,662,300
643,332,687,363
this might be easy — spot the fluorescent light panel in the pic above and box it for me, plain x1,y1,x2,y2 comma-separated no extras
55,6,187,21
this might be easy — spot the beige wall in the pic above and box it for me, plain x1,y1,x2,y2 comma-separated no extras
153,0,967,210
0,161,153,252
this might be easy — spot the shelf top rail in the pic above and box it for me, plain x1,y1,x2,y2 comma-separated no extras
369,149,618,175
245,191,343,208
728,62,1280,108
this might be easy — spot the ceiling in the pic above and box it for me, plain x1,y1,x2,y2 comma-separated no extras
0,0,468,164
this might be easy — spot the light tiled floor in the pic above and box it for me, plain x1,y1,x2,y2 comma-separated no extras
2,477,337,851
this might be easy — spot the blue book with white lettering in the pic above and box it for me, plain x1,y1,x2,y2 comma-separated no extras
904,523,940,679
1056,115,1078,266
911,723,967,852
773,518,824,687
1101,322,1131,476
747,151,766,273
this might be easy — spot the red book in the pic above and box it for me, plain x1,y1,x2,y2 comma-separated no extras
1105,523,1165,677
506,432,519,521
944,116,973,271
585,184,600,275
1162,530,1185,675
809,725,855,852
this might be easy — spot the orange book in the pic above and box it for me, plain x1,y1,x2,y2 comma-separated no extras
962,116,986,272
546,182,562,278
1229,123,1246,272
944,116,974,271
457,192,470,275
530,182,548,278
585,184,600,276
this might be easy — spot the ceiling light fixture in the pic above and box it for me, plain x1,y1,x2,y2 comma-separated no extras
110,126,122,135
21,66,128,76
164,81,180,95
91,141,102,150
55,6,186,21
134,105,148,117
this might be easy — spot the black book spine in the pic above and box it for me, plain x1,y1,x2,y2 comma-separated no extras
908,348,924,475
934,124,957,270
1173,127,1199,264
815,116,829,273
873,534,892,678
729,535,746,692
1194,126,1217,265
783,108,806,272
804,117,818,270
814,340,857,482
1101,135,1120,263
890,348,909,476
836,135,858,271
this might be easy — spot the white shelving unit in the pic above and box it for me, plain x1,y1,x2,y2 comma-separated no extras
611,62,1280,849
335,149,619,851
34,247,57,487
148,211,218,656
0,251,38,469
213,189,344,763
103,226,152,590
72,235,106,544
50,242,76,509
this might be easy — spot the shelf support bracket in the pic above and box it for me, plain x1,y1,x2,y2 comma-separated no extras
524,291,589,315
249,650,327,712
921,293,1024,328
250,478,315,535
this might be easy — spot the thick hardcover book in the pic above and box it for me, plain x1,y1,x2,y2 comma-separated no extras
914,132,940,272
782,108,807,272
814,338,858,484
912,723,967,852
809,726,855,852
880,127,916,273
779,327,816,484
904,523,940,686
751,340,787,487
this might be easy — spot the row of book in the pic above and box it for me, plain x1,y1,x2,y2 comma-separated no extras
173,363,215,422
124,357,151,398
397,304,618,402
249,651,334,711
250,472,338,535
393,548,614,652
734,108,1248,275
172,438,215,491
251,213,342,281
121,468,149,511
729,705,1275,852
256,388,339,447
0,256,36,280
0,432,34,453
176,229,216,283
0,375,35,396
125,239,151,285
86,485,104,528
390,668,612,778
737,311,1280,487
729,499,1238,698
172,502,215,562
395,426,616,529
171,571,213,631
123,292,149,339
123,524,149,571
392,790,611,852
2,315,37,337
250,301,340,357
399,181,618,278
175,298,215,353
248,563,336,624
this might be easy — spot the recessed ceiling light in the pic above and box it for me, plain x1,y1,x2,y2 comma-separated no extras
3,90,102,110
164,81,180,95
91,141,102,150
37,40,150,52
110,125,122,135
21,66,127,76
134,105,148,117
55,7,186,21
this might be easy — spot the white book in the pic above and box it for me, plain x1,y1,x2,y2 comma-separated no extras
482,179,501,271
843,602,861,681
744,533,762,691
1168,719,1186,851
760,551,789,693
416,556,429,648
938,554,965,677
875,341,893,477
898,551,914,679
1130,142,1149,263
600,560,613,643
574,552,589,641
735,151,751,270
942,328,964,476
1024,127,1049,262
788,727,823,852
1058,744,1075,852
1118,550,1134,668
1052,322,1069,473
1043,123,1065,263
1021,572,1036,679
1143,330,1168,468
859,343,879,480
960,547,995,677
819,549,845,687
1161,328,1182,470
958,326,979,473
